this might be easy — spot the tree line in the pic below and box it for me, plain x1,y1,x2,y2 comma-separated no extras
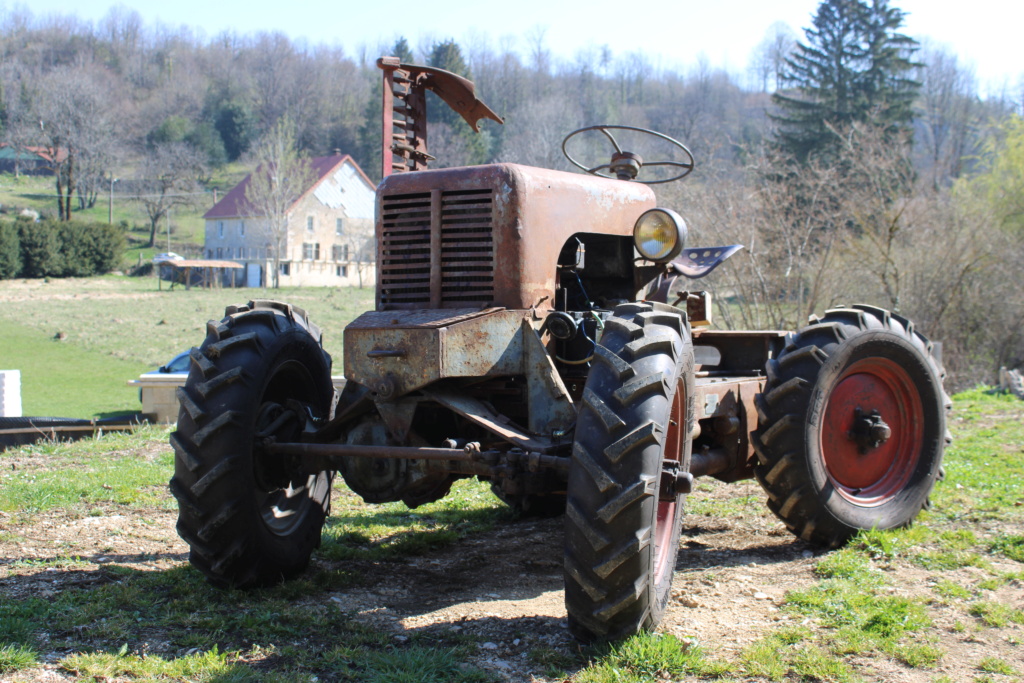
0,1,1021,387
1,4,1016,208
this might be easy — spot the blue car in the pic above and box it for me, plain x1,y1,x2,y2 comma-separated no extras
157,350,191,374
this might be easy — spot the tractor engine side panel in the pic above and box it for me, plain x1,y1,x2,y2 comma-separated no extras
376,163,656,312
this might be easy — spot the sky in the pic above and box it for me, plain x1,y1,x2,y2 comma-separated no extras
10,0,1023,95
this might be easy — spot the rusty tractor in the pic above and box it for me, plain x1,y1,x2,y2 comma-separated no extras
170,58,949,642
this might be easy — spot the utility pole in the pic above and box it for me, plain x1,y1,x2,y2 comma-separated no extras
108,177,119,224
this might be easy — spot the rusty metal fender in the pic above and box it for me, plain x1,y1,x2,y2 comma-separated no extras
344,308,525,399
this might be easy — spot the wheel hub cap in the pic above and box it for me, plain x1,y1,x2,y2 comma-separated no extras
820,358,924,504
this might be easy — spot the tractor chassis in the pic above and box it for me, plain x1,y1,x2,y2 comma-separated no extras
254,326,786,497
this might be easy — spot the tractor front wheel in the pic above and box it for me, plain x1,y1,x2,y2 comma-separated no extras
752,305,949,547
563,302,695,642
169,300,334,588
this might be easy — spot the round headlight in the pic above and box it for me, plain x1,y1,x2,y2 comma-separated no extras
633,208,687,262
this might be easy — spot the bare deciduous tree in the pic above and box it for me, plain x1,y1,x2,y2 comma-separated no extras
914,45,981,189
33,66,116,220
132,142,206,247
244,117,315,288
747,22,797,93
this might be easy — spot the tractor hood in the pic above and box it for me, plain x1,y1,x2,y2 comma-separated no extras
375,163,656,311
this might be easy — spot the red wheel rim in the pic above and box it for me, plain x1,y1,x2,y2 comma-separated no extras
653,379,685,580
820,357,924,506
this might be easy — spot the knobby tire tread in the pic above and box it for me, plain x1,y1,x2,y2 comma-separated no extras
564,302,694,642
751,306,949,547
170,300,333,588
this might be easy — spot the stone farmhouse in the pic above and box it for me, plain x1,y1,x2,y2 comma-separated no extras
202,154,375,288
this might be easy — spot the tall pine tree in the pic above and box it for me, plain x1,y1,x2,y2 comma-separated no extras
772,0,919,163
427,39,490,165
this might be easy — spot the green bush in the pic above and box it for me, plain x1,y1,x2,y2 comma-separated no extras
17,220,62,278
56,221,124,276
0,221,20,278
3,219,125,279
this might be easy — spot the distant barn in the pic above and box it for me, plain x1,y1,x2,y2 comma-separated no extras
0,144,66,175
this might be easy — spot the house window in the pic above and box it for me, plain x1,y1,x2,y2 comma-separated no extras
306,216,314,232
225,247,232,259
302,242,320,260
239,221,245,236
332,244,347,261
218,221,224,238
335,218,344,236
216,247,223,258
280,262,290,276
337,265,348,277
206,249,213,258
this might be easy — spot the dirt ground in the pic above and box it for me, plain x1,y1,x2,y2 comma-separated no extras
0,463,1022,682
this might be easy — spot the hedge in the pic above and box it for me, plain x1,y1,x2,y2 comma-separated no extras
2,218,125,279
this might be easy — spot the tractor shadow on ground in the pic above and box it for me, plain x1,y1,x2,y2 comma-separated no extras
315,512,567,620
674,519,814,571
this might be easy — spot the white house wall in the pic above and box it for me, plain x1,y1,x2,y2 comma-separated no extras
203,159,376,288
277,189,375,287
313,162,375,218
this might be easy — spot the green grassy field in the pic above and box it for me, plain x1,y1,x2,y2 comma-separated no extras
0,276,373,417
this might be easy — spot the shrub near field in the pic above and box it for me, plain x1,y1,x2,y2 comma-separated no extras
0,219,125,279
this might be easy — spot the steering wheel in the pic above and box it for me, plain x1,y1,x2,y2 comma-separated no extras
561,125,695,184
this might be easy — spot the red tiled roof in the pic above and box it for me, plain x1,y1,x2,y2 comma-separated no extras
203,154,372,220
0,143,68,163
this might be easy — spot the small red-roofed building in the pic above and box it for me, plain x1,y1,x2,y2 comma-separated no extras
203,154,376,288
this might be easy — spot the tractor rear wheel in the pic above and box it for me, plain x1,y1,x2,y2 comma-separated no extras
170,300,334,588
752,305,949,547
564,302,694,642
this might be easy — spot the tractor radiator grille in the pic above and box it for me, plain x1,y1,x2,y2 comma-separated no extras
380,188,494,309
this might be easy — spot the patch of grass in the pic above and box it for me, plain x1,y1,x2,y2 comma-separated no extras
320,479,513,562
814,547,880,583
969,601,1024,627
574,632,729,682
0,643,36,674
740,637,789,679
976,577,1002,591
687,490,762,519
912,548,989,571
0,558,494,682
933,580,972,601
977,656,1018,676
62,646,244,681
937,528,977,550
320,645,492,683
529,646,581,679
0,321,148,417
989,534,1024,562
853,526,928,561
0,427,173,514
785,567,934,671
888,641,944,668
741,631,856,682
933,389,1024,522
